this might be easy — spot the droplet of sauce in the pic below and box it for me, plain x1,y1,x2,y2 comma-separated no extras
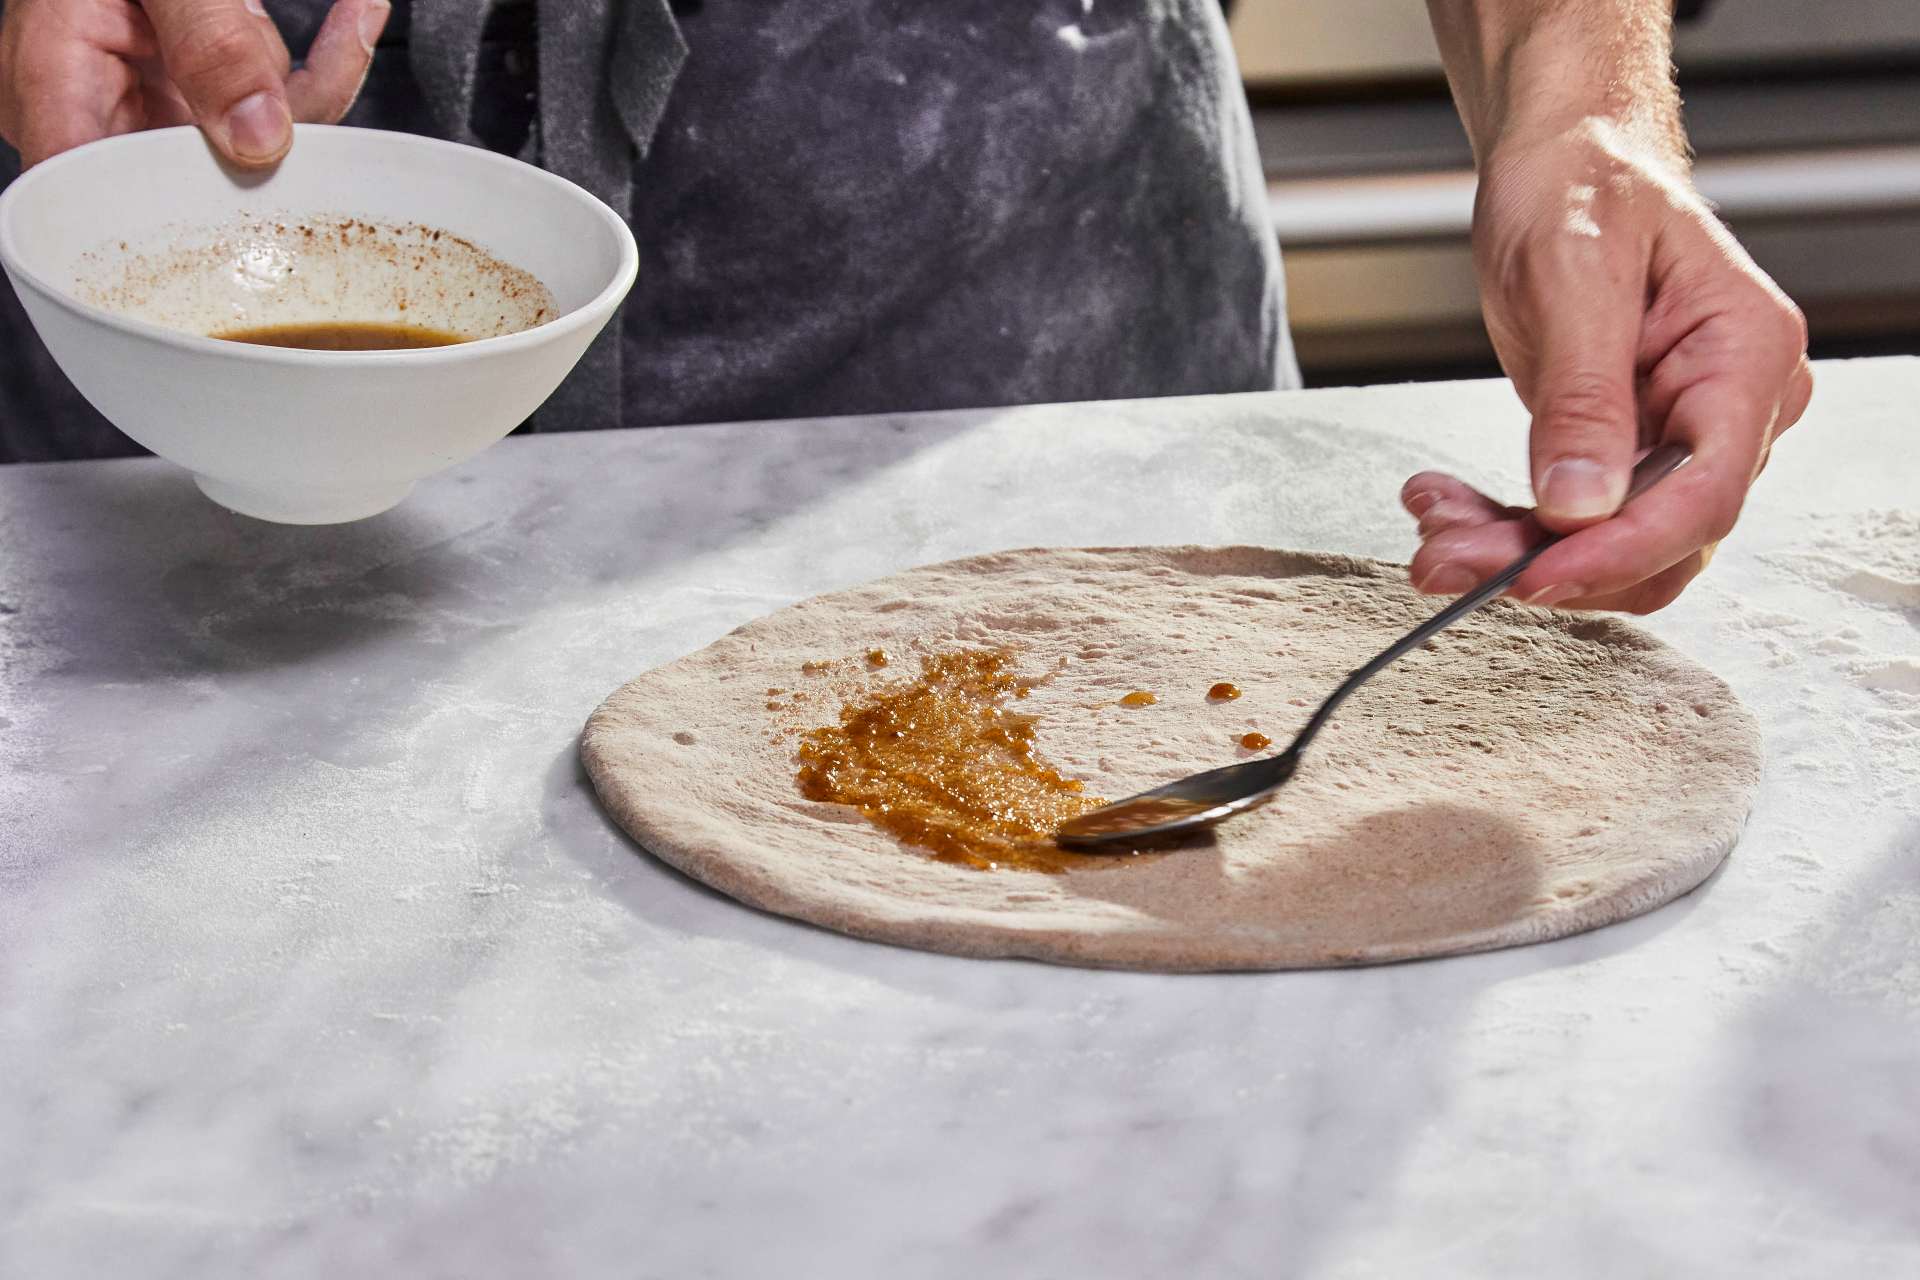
1207,682,1242,701
867,648,889,668
1239,731,1273,751
792,649,1109,872
1119,690,1157,707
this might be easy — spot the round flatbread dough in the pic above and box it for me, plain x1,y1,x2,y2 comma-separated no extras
581,547,1760,971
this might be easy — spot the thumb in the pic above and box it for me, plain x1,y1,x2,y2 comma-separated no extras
1523,284,1642,531
147,0,291,166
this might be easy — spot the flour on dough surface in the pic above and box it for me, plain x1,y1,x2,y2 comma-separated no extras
582,547,1761,971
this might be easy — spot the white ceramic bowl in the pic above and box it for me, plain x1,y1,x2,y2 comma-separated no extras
0,125,637,523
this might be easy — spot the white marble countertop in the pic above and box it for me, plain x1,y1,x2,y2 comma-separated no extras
4,358,1917,1278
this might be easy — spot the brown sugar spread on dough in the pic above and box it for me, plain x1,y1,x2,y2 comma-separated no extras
1239,731,1273,751
793,649,1105,872
1119,690,1157,707
1208,682,1242,701
867,649,889,667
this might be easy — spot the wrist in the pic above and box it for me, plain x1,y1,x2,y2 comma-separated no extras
1482,113,1694,196
1483,97,1691,187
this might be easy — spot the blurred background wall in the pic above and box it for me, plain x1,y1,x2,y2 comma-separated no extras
1231,0,1920,385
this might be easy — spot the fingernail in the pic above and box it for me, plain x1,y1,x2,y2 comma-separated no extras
1404,488,1442,517
243,0,267,15
1417,563,1476,595
226,91,290,162
1525,583,1586,608
359,0,391,53
1540,458,1627,521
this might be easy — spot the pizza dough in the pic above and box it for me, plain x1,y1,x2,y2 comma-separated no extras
581,547,1760,971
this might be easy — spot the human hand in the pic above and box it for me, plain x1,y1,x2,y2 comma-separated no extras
0,0,389,170
1403,118,1813,613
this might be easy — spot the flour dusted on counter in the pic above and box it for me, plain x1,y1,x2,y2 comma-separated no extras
1755,507,1920,747
1778,509,1920,612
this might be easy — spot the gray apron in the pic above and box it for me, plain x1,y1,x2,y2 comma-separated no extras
0,0,1295,462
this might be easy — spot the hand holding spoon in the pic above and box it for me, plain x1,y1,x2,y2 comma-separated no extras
1054,444,1693,848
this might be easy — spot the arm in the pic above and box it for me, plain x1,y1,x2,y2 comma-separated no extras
1405,0,1813,613
1428,0,1686,171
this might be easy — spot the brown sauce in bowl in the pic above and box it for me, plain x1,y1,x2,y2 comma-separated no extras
214,321,468,351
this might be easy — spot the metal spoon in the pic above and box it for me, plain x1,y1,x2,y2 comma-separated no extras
1053,443,1693,849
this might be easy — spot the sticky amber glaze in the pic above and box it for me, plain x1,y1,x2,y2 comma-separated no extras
794,649,1103,871
867,649,889,667
1207,682,1242,701
1240,731,1273,751
1119,690,1157,707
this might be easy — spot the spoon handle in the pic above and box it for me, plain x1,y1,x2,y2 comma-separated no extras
1284,443,1692,761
